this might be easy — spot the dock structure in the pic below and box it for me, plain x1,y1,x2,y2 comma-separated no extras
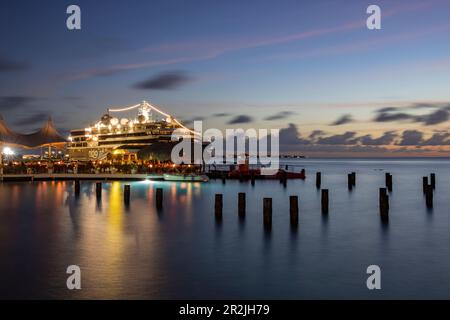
0,173,165,182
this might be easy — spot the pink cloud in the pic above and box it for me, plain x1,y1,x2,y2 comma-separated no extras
260,22,450,62
66,0,440,82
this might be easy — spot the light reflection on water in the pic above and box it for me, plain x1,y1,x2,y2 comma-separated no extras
1,159,450,299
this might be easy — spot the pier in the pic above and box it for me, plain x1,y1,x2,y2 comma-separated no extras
0,173,164,182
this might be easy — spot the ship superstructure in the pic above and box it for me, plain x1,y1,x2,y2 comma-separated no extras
68,101,194,161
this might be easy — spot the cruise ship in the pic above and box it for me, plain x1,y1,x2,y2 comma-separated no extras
68,101,194,161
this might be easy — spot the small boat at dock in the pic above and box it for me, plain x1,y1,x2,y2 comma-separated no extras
163,173,209,182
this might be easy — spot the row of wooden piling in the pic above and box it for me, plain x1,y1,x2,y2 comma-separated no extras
73,170,438,221
214,190,329,229
378,172,436,219
73,181,164,209
316,171,356,190
215,171,438,228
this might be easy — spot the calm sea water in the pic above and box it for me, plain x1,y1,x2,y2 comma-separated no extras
1,158,450,299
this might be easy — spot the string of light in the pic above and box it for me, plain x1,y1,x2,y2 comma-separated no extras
108,101,199,136
107,103,141,112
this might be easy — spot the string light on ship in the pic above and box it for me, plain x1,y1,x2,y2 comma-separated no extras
107,100,200,136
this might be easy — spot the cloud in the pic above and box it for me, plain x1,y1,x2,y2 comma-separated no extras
397,130,424,146
377,107,399,113
359,131,398,145
0,56,28,73
82,16,355,80
279,123,310,145
133,71,192,90
316,132,359,145
274,123,450,153
181,116,205,126
212,112,230,117
416,109,449,125
12,112,49,127
291,144,395,154
0,96,36,111
309,130,326,139
227,115,253,124
374,112,414,122
422,132,450,146
264,111,296,121
411,102,443,109
330,114,353,126
374,103,450,125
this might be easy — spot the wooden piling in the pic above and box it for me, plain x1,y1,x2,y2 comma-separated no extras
215,194,223,220
263,198,272,229
385,173,393,192
124,184,130,204
316,172,321,189
347,173,353,191
289,195,299,228
379,188,387,204
425,185,433,209
321,189,329,214
222,174,226,184
251,173,255,186
156,188,163,209
96,182,102,198
430,173,436,189
379,188,389,218
351,172,356,186
422,177,428,193
238,192,246,218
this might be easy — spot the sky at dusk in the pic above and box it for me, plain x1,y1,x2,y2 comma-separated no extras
1,0,450,156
